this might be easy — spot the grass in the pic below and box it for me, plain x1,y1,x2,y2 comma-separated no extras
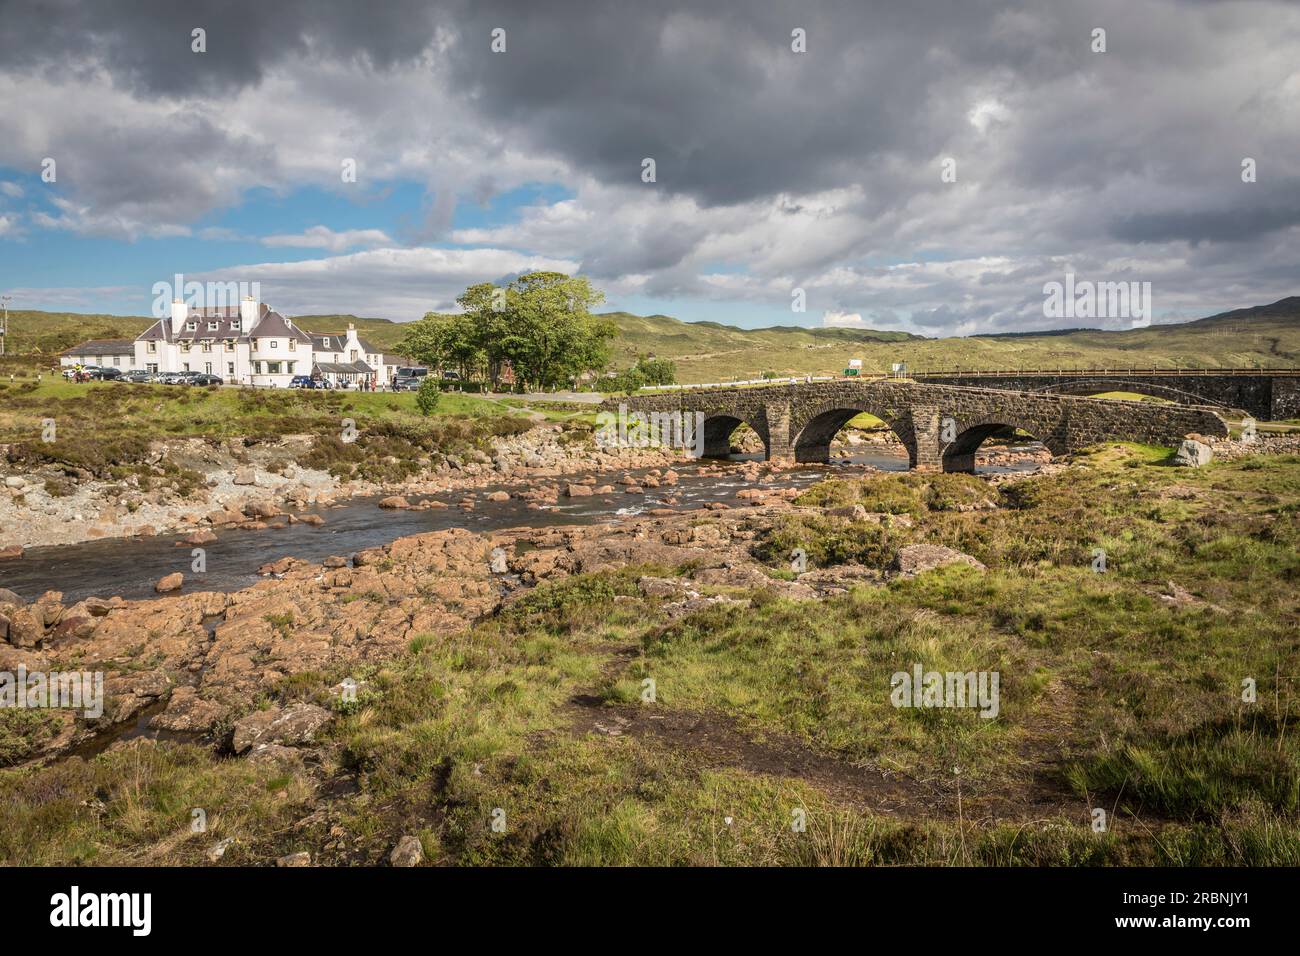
0,447,1297,864
0,381,538,484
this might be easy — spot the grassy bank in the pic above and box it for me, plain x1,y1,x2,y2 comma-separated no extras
1,445,1296,865
0,381,537,484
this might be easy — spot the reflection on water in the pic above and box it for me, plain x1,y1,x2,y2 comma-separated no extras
0,445,1042,603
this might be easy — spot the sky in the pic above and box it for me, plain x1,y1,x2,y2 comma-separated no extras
0,0,1297,335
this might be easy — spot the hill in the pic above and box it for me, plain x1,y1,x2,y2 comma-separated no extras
2,298,1296,382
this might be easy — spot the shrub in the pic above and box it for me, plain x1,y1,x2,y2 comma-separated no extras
415,377,442,416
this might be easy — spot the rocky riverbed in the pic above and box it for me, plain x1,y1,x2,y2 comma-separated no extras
0,424,680,551
0,483,999,768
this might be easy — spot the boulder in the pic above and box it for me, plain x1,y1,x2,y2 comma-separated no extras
1174,439,1212,467
155,572,184,593
485,491,510,502
891,544,985,577
378,496,411,510
389,835,424,867
232,467,257,486
565,484,594,497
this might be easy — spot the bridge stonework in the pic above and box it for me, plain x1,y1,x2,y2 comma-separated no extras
909,371,1300,422
609,381,1230,472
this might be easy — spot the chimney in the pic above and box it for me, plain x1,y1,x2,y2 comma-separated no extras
240,294,259,330
170,298,187,335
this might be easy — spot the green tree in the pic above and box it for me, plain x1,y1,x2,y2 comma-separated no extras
414,376,441,416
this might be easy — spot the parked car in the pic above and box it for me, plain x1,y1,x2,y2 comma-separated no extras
393,377,422,392
190,374,224,386
63,365,100,380
159,371,196,384
88,367,123,380
121,370,153,383
289,375,314,388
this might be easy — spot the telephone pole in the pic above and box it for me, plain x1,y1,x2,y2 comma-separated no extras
0,295,9,357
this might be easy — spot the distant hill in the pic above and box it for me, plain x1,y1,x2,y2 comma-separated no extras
3,298,1296,380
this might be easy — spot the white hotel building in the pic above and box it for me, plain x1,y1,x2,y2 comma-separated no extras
63,296,402,388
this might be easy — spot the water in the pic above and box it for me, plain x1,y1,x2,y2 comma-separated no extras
0,447,1042,603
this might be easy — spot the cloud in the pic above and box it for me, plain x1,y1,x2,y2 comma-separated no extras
0,182,23,199
195,245,580,319
822,310,865,327
0,0,1298,335
0,214,18,238
262,226,395,252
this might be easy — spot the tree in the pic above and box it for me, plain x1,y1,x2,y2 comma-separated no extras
400,273,615,391
415,376,441,416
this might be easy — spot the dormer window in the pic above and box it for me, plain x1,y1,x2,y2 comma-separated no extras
207,321,219,331
233,321,241,332
186,321,196,331
322,337,331,348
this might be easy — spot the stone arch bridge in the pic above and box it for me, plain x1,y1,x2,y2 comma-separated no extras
608,380,1229,472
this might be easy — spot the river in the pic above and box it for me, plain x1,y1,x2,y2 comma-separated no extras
0,448,1042,603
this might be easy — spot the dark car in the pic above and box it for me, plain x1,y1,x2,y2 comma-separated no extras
393,377,423,391
89,367,123,380
191,373,223,386
289,375,315,388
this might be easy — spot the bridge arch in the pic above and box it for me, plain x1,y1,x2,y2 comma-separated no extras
699,412,770,458
941,416,1062,473
791,403,916,465
1030,378,1232,409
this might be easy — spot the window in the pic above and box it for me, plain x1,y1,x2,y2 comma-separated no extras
233,321,241,333
147,363,158,374
227,362,234,375
186,321,196,331
252,339,259,350
182,362,191,372
148,342,157,353
288,339,296,351
350,349,358,361
253,361,262,374
180,342,191,353
224,339,235,352
207,321,219,331
202,341,212,352
204,363,212,374
322,337,331,348
113,356,121,366
267,362,281,374
270,340,278,349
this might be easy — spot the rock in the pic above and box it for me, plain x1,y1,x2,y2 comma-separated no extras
155,572,184,593
3,476,26,489
565,484,594,497
489,547,509,574
0,545,23,561
1174,439,1212,467
232,467,257,486
150,686,228,733
891,544,986,577
232,703,332,754
277,851,311,867
322,555,348,569
486,491,510,502
299,514,325,526
826,504,869,520
379,496,411,510
184,529,218,545
206,837,236,862
390,835,424,867
4,607,44,647
0,588,24,608
245,501,281,519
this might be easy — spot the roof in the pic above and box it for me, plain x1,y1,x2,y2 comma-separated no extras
314,361,373,375
308,331,380,354
62,339,135,356
249,310,312,344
